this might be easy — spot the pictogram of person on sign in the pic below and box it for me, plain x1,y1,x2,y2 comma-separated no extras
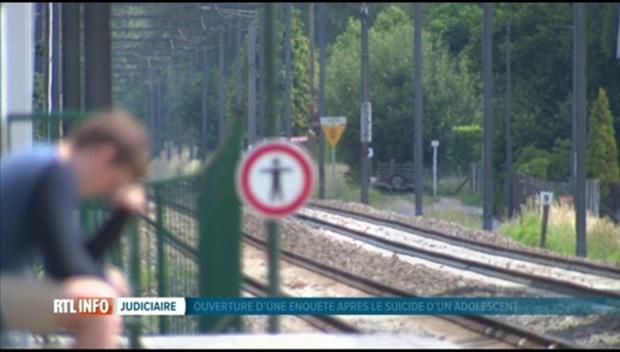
260,157,292,201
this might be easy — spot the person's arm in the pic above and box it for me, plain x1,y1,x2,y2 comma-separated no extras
31,162,105,280
85,183,146,260
84,209,130,261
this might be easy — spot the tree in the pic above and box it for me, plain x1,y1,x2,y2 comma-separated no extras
225,7,314,137
448,124,482,173
547,138,571,181
423,3,481,56
586,88,620,188
325,5,481,179
458,3,620,163
287,8,313,134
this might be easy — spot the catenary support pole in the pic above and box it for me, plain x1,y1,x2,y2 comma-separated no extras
574,3,587,257
482,3,494,231
413,3,424,216
318,3,326,199
360,3,370,205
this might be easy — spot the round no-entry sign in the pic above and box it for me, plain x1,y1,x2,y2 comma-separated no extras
236,140,315,218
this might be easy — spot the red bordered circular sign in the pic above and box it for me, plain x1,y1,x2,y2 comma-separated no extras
236,140,315,218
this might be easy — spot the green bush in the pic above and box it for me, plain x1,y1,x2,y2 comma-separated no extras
515,146,550,178
501,211,540,246
513,138,571,181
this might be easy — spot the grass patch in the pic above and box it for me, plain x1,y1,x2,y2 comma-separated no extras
500,197,620,264
454,192,483,207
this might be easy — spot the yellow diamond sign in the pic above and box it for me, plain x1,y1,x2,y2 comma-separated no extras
320,117,347,147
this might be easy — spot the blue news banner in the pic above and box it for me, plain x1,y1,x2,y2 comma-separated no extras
180,297,620,316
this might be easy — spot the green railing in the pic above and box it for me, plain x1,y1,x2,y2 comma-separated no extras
81,179,202,337
144,177,201,335
6,112,244,345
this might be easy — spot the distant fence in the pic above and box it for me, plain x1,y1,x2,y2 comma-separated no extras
469,162,483,194
601,181,620,223
467,161,606,219
512,173,600,216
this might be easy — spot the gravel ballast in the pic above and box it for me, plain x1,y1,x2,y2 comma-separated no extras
242,201,620,348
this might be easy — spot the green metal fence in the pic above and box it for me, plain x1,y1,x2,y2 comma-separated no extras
6,112,244,343
144,177,201,334
81,179,202,336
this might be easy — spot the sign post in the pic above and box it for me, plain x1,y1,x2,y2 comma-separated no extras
431,140,439,199
361,102,372,204
321,116,347,197
540,191,553,248
236,139,315,332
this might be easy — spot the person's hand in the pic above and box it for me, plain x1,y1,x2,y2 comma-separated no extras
111,184,146,214
104,265,130,297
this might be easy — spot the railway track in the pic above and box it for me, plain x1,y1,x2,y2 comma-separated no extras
148,198,613,347
296,204,620,300
307,202,620,280
243,234,578,349
142,199,359,334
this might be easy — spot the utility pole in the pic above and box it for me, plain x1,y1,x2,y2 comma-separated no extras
50,3,61,115
574,3,587,257
262,3,280,334
61,3,81,134
155,77,163,154
571,5,576,198
616,4,620,59
42,4,49,113
175,52,183,157
144,68,152,154
166,61,173,159
318,3,326,199
482,3,494,231
505,21,514,218
360,3,370,205
413,3,424,216
147,64,155,149
284,3,292,138
233,15,243,326
156,71,165,157
202,43,210,157
248,19,257,147
143,76,150,143
34,3,44,97
236,9,243,117
84,3,111,110
309,3,315,104
218,30,226,144
153,68,161,156
258,15,266,141
431,140,439,199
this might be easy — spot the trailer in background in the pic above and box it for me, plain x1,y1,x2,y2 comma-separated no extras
373,159,415,191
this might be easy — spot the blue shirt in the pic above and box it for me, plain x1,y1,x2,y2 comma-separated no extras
0,144,122,278
1,145,63,272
